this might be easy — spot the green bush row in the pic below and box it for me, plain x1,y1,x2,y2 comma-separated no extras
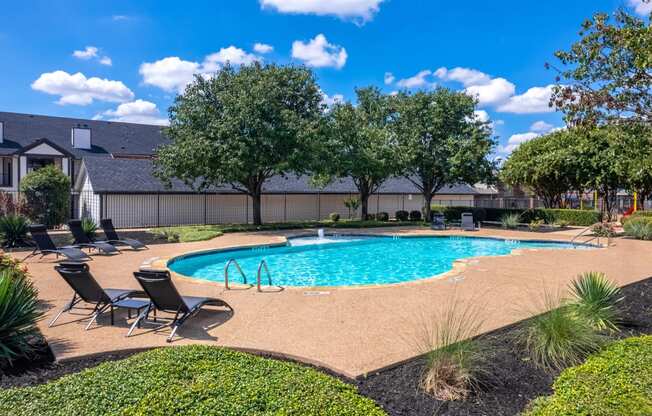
623,216,652,240
0,345,386,416
525,335,652,416
431,206,602,226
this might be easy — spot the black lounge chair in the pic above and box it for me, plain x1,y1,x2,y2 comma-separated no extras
68,220,120,255
431,213,446,230
100,219,147,250
26,224,91,261
129,270,231,342
50,262,146,330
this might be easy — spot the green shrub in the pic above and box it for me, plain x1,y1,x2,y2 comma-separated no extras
441,207,487,223
623,217,652,240
569,272,622,332
0,215,29,248
500,213,521,229
0,345,386,416
554,219,570,228
630,210,652,219
443,207,600,226
328,212,340,222
364,213,377,221
537,209,601,227
521,294,604,371
19,165,71,227
153,226,223,243
80,217,98,240
409,210,422,221
0,255,42,368
529,219,544,232
395,210,409,221
526,336,652,416
376,212,389,222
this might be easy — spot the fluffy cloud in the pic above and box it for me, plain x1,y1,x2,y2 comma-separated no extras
31,70,134,105
384,72,395,85
434,67,491,87
291,34,347,69
465,78,516,106
396,70,435,89
629,0,652,15
498,132,539,154
497,85,554,114
140,47,260,93
73,46,112,66
100,99,169,126
321,91,344,107
253,43,274,54
530,120,554,133
473,110,490,123
260,0,383,24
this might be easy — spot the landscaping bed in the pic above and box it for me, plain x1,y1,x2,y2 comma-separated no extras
357,276,652,416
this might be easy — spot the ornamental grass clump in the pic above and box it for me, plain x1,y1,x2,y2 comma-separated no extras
500,213,521,230
569,271,623,332
623,217,652,240
417,300,488,401
521,292,604,371
0,215,29,248
80,217,98,241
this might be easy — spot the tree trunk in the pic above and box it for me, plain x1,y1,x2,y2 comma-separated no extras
251,192,262,225
423,191,434,222
360,191,370,220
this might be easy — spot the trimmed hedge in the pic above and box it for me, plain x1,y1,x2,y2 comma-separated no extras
433,206,601,226
526,335,652,416
0,345,386,416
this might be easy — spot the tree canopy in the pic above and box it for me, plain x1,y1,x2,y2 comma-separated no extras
154,63,323,225
391,88,495,220
549,8,652,126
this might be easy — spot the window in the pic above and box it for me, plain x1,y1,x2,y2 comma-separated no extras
26,157,60,173
0,158,11,187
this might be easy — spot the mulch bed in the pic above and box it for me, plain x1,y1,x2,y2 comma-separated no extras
356,276,652,416
2,277,650,416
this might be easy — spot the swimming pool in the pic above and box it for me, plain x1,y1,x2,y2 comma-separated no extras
168,235,587,287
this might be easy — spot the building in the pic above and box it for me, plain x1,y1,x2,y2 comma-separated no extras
1,111,491,228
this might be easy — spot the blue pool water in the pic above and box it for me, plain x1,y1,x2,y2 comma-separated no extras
169,235,584,287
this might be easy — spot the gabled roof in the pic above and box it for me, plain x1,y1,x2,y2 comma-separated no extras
80,157,485,195
18,138,74,157
0,112,167,158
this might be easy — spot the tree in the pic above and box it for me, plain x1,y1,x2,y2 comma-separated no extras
19,165,70,227
615,125,652,208
500,131,579,208
392,88,495,221
317,87,398,219
154,63,323,225
548,8,652,126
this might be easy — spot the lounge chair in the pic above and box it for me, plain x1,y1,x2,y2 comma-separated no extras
50,262,147,330
68,220,120,255
431,213,446,230
26,224,91,261
461,212,477,231
100,219,147,250
129,269,231,342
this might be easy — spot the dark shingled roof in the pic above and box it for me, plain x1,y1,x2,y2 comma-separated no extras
0,111,167,157
82,157,483,195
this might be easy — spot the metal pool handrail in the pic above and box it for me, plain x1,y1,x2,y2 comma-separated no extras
257,259,274,292
224,259,247,289
571,222,609,247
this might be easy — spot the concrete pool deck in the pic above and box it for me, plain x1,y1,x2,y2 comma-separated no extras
15,227,652,379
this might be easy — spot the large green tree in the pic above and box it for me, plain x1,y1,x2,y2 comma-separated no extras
500,131,581,208
548,8,652,126
154,63,323,225
391,88,495,221
316,87,398,219
615,125,652,207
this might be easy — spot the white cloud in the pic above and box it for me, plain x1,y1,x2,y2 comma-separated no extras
31,70,134,105
629,0,652,15
497,85,554,114
99,56,112,66
530,120,554,133
112,15,131,21
498,132,539,154
291,34,347,69
473,110,490,123
396,70,435,89
253,43,274,54
100,99,169,126
384,72,395,85
260,0,383,24
321,91,344,107
140,47,262,93
465,78,516,106
72,46,99,60
434,67,492,87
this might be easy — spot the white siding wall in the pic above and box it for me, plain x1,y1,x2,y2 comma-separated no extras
78,176,101,223
98,193,476,228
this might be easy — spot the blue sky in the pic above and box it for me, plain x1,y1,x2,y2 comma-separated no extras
1,0,649,156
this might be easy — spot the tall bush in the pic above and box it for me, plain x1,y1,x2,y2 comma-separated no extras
19,165,70,227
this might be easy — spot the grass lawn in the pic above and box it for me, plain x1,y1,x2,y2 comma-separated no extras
150,219,424,242
0,346,386,416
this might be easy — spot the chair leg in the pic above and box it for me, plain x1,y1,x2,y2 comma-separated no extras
48,294,78,327
127,305,150,337
85,303,109,330
167,324,180,343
